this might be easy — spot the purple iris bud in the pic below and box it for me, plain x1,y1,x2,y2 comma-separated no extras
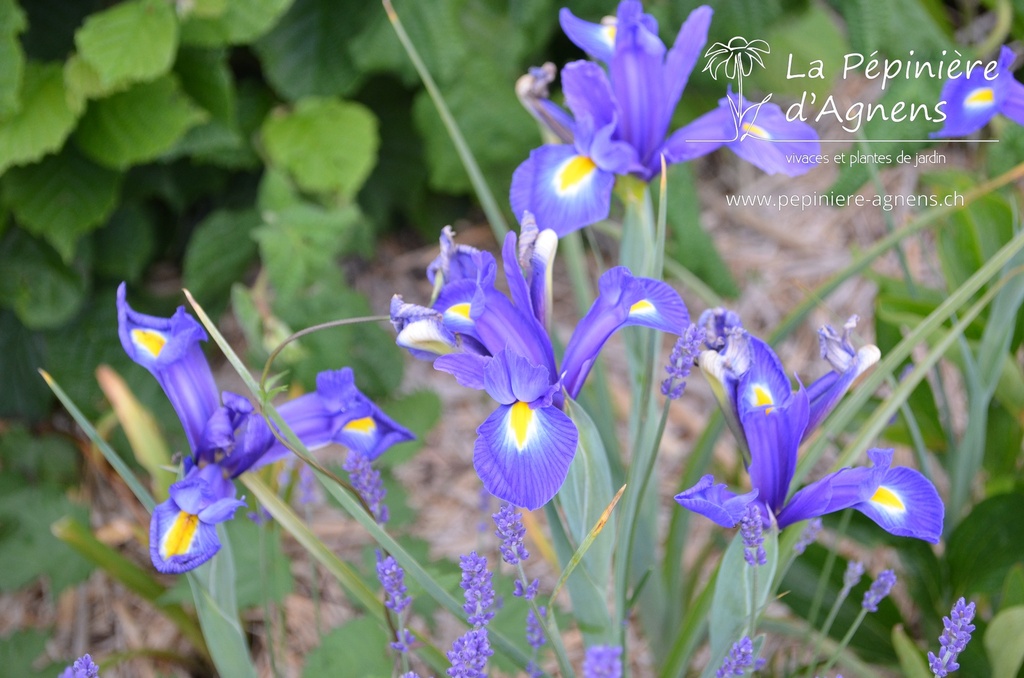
927,597,976,677
933,46,1024,138
739,504,767,567
58,654,100,678
662,323,705,399
446,628,493,678
149,464,245,574
716,636,760,677
862,569,897,612
793,517,822,555
804,316,880,435
680,312,944,545
459,551,495,627
116,282,219,455
343,450,389,525
493,503,530,565
582,644,623,678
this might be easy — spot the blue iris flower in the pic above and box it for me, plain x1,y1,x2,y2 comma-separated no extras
675,310,943,543
932,45,1024,138
391,220,687,509
117,284,413,572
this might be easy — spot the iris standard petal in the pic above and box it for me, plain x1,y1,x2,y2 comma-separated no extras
474,401,578,510
853,465,944,543
562,60,619,131
510,144,615,237
663,6,713,114
434,353,491,391
117,282,219,454
558,7,616,62
661,105,733,164
483,349,555,407
674,474,758,528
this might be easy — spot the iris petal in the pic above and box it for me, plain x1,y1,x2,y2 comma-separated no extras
474,402,578,510
510,145,615,237
558,8,616,62
674,474,758,528
853,466,944,543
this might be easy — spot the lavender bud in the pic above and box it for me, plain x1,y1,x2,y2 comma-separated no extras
526,606,547,649
862,569,897,612
716,636,758,677
793,518,822,555
662,324,706,399
582,645,623,678
376,552,411,615
493,503,529,565
343,450,389,525
514,578,540,600
59,654,100,678
459,551,495,627
739,504,767,567
927,597,976,677
446,628,492,678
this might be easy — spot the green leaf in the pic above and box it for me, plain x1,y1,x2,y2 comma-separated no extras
0,630,55,678
0,310,51,419
0,426,79,488
302,617,391,678
74,74,208,169
556,400,616,642
2,145,121,260
0,228,86,329
704,528,778,677
1000,564,1024,609
0,475,93,592
92,204,156,284
180,0,294,46
73,0,178,92
377,390,442,466
0,61,83,175
174,47,235,124
226,519,294,608
260,98,379,197
947,492,1024,596
892,624,932,678
752,3,848,100
183,208,260,306
253,203,360,298
254,0,371,100
0,0,27,118
985,606,1024,678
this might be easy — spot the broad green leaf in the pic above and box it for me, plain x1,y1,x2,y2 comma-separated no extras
0,426,78,488
63,53,106,106
254,0,372,100
260,98,379,197
186,0,228,19
73,0,177,92
0,0,27,118
704,527,778,677
985,606,1024,678
187,525,257,678
92,204,156,284
2,145,121,261
0,630,56,678
0,61,83,174
0,310,51,419
0,475,92,592
226,519,294,609
182,208,260,306
174,47,235,124
75,74,208,169
302,617,391,678
1000,565,1024,609
253,203,360,298
752,3,848,100
180,0,294,46
947,492,1024,596
378,390,442,466
555,400,615,642
0,228,86,329
892,624,932,678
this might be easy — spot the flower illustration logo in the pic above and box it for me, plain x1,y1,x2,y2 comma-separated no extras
703,37,770,81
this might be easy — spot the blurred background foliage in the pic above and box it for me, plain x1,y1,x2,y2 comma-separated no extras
3,0,1024,675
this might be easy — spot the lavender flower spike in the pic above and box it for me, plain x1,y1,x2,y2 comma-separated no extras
344,450,389,525
376,552,411,615
793,517,823,555
716,636,758,677
862,569,897,612
927,597,976,677
460,551,495,627
494,502,530,565
447,628,493,678
583,645,623,678
841,561,865,598
662,323,705,399
739,504,767,567
59,654,100,678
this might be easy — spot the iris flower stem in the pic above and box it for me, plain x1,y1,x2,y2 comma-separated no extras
260,315,389,393
806,509,852,631
382,0,510,242
819,607,869,676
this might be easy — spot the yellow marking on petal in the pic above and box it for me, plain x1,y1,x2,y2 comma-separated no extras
160,511,199,559
870,486,906,512
603,24,617,45
965,87,994,107
132,328,167,358
446,302,471,320
751,384,774,407
556,156,597,193
510,401,533,449
344,416,377,435
629,299,654,315
741,122,771,140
